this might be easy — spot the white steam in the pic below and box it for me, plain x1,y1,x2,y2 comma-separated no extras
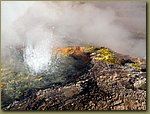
1,1,146,73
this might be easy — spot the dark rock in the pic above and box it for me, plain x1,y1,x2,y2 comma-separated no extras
120,59,135,66
2,46,146,111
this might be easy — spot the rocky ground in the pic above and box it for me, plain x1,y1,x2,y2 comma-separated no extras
1,46,146,110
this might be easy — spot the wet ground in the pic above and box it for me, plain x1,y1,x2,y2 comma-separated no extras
1,46,146,110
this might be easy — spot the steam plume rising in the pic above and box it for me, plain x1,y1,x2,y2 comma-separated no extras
1,1,146,73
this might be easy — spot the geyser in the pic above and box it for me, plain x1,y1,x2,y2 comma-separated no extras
23,35,53,74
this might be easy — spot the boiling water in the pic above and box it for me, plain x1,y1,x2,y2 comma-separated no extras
23,39,52,75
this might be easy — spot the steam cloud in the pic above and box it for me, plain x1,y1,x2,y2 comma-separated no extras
1,1,146,66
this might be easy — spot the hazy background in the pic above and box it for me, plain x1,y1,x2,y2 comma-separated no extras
1,1,146,62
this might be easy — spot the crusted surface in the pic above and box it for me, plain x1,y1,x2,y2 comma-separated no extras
1,46,146,110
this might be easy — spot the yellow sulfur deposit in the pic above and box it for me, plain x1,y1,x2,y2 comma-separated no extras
83,46,97,53
93,47,118,64
130,63,142,70
55,46,119,65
